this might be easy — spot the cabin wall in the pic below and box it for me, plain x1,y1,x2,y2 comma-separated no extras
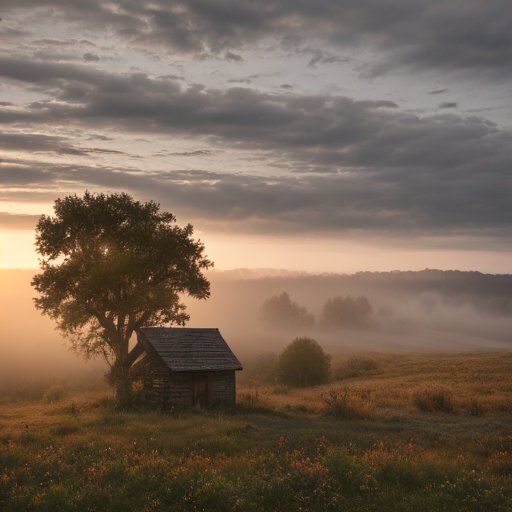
135,351,238,406
146,368,193,406
141,368,237,407
212,371,236,405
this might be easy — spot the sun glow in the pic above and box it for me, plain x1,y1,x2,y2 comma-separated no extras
0,230,39,269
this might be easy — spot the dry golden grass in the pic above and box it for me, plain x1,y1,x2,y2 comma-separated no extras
238,350,512,417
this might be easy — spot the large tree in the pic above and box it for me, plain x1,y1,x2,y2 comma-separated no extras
32,192,213,406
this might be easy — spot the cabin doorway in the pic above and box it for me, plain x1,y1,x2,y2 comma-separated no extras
194,375,209,408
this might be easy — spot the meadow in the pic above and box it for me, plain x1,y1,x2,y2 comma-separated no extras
1,350,512,511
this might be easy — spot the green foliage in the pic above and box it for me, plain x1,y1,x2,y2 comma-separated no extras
321,295,373,329
32,192,213,406
42,385,67,404
260,292,315,330
277,337,331,388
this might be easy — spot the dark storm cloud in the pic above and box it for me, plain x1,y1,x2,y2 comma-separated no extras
4,0,512,77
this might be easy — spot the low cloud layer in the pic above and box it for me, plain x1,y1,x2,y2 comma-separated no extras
0,212,41,229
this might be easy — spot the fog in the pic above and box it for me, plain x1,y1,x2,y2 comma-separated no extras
184,269,512,359
1,268,511,391
0,269,107,393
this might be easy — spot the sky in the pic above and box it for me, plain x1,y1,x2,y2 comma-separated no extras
1,0,511,273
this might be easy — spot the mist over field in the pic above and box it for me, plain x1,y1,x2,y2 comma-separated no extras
0,269,107,392
184,269,512,357
2,267,511,389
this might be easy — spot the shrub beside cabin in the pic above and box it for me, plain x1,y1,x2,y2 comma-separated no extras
134,327,242,408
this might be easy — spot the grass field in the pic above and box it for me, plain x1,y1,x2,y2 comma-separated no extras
1,350,512,510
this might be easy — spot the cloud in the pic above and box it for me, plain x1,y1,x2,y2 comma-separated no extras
32,39,95,47
83,52,100,62
4,0,512,78
439,102,458,109
0,55,511,243
227,78,251,84
2,145,511,241
306,50,349,68
0,132,86,155
153,149,222,157
428,88,449,95
224,51,243,61
0,58,510,174
158,74,185,80
0,212,41,230
0,132,125,156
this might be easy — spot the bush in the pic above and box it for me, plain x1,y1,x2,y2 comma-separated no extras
277,337,331,388
412,386,454,413
333,355,381,380
42,385,67,404
321,387,373,419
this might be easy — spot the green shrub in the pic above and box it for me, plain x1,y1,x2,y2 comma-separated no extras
277,337,331,388
42,385,67,404
412,386,454,413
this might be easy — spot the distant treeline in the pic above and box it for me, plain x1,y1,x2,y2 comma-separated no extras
213,268,512,318
260,291,374,331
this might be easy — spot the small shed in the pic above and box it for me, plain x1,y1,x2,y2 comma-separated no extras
134,327,243,408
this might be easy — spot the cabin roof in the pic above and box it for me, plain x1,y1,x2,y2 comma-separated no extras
138,327,243,372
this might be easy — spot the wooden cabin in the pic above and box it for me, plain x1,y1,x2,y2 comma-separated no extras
134,327,243,408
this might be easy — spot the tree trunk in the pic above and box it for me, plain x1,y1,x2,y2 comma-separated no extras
113,362,132,408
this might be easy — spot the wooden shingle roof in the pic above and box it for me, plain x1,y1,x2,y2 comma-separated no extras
138,327,243,372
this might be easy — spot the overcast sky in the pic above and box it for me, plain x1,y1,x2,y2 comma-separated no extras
1,0,511,272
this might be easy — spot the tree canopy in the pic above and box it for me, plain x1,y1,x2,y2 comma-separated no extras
277,337,331,388
32,192,213,405
259,292,315,330
320,295,373,330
